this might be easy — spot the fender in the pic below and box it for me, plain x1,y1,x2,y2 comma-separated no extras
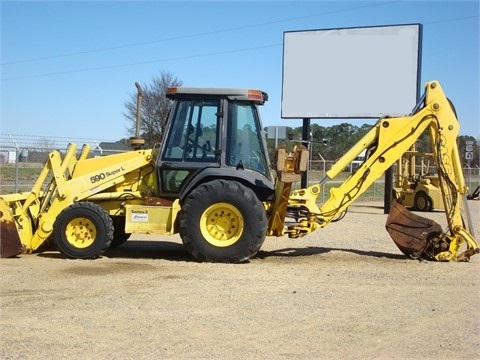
179,167,275,203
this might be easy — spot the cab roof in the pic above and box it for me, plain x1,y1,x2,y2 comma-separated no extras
166,87,268,104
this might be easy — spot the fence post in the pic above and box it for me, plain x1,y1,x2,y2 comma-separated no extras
14,147,19,192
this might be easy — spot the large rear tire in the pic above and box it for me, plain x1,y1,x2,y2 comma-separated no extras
179,180,267,263
54,202,113,259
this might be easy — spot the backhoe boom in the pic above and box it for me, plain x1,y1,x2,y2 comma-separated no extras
281,81,478,261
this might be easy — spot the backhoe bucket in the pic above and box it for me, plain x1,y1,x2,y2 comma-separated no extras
386,199,443,260
0,199,24,258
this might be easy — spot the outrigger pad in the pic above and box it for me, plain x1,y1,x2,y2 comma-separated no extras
386,200,443,260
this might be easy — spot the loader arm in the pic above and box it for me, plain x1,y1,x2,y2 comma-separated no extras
0,144,155,254
276,81,478,261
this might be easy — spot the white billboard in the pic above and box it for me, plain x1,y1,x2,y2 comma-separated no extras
281,24,422,119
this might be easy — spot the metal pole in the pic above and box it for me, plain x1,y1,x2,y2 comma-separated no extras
8,135,20,192
15,148,19,192
275,126,278,148
301,118,311,188
318,152,326,202
384,167,393,212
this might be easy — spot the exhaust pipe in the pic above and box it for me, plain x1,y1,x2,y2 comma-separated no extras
128,82,145,149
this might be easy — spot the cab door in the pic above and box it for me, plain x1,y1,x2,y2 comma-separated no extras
157,98,220,198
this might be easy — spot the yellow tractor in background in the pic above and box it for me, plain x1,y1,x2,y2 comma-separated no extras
394,150,443,211
0,81,478,262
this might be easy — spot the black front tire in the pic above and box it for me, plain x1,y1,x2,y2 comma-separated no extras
110,216,131,247
54,202,113,259
414,191,432,212
179,180,267,263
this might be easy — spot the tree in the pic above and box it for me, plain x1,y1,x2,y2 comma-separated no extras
34,137,57,151
265,122,374,165
123,71,183,147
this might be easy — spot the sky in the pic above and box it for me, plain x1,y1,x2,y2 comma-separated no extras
1,0,479,145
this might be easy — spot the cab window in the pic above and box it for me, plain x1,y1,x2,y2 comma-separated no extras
226,102,268,176
162,99,218,162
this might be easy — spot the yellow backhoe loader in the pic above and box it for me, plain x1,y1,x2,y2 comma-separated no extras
0,81,478,262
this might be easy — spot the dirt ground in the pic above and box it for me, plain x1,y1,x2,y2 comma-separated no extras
1,200,479,359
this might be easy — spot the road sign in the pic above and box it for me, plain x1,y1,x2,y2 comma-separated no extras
465,140,474,161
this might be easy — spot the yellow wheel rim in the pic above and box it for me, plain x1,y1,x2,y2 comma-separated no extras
200,202,244,247
64,217,97,249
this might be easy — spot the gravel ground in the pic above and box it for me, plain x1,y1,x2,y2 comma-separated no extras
1,200,479,359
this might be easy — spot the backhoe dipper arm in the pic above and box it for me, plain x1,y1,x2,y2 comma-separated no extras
287,81,478,261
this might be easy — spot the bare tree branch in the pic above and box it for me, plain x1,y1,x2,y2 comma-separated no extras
123,70,183,147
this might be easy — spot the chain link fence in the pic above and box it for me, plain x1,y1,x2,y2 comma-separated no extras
307,159,480,202
1,134,479,201
0,134,131,194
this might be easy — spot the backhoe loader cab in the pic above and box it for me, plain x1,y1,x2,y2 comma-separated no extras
156,87,274,200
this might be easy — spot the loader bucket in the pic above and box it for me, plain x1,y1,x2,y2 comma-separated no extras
0,199,24,258
386,199,443,260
